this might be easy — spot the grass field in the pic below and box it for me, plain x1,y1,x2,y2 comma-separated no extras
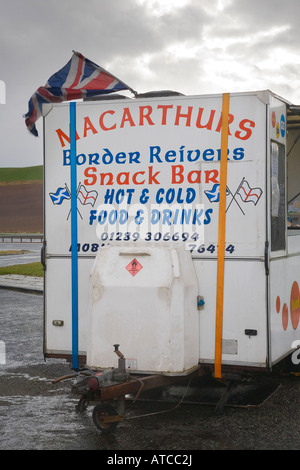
0,165,43,183
0,165,44,274
0,262,43,277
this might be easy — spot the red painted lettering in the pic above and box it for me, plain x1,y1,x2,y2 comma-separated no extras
139,106,154,126
148,166,160,184
196,108,216,130
187,170,201,184
84,167,97,186
215,113,234,134
205,169,219,183
235,119,255,140
83,116,98,137
175,106,193,127
132,171,145,185
56,127,80,148
120,107,135,128
157,104,173,125
99,110,116,131
172,165,184,184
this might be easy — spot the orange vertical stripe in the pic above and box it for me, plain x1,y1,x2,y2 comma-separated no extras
214,93,230,379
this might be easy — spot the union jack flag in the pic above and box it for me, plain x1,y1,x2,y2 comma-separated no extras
24,51,136,136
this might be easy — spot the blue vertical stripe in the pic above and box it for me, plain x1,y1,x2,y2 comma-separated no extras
70,102,79,370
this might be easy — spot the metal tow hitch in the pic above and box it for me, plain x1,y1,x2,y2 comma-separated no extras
72,344,130,395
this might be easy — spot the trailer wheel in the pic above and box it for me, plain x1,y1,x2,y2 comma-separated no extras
92,403,119,433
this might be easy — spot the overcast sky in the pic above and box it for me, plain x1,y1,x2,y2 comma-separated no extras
1,0,300,168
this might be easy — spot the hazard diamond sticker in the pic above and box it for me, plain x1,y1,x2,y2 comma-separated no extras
126,258,143,277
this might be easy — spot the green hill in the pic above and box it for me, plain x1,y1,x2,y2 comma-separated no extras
0,165,43,183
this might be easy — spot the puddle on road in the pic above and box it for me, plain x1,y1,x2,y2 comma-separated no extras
0,393,92,450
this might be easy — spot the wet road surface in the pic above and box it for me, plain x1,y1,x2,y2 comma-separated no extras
0,242,42,267
1,289,300,451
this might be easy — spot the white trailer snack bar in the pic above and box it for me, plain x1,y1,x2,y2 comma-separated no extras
43,90,300,430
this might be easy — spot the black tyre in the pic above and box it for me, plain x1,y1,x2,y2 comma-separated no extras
92,403,119,433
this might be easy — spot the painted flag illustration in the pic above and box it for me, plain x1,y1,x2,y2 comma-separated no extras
77,184,98,206
49,186,71,205
205,184,230,202
237,179,263,205
24,51,137,136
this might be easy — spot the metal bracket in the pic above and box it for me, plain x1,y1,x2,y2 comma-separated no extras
197,296,205,310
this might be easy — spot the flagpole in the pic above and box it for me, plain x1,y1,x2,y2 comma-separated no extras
226,185,245,215
70,101,79,370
